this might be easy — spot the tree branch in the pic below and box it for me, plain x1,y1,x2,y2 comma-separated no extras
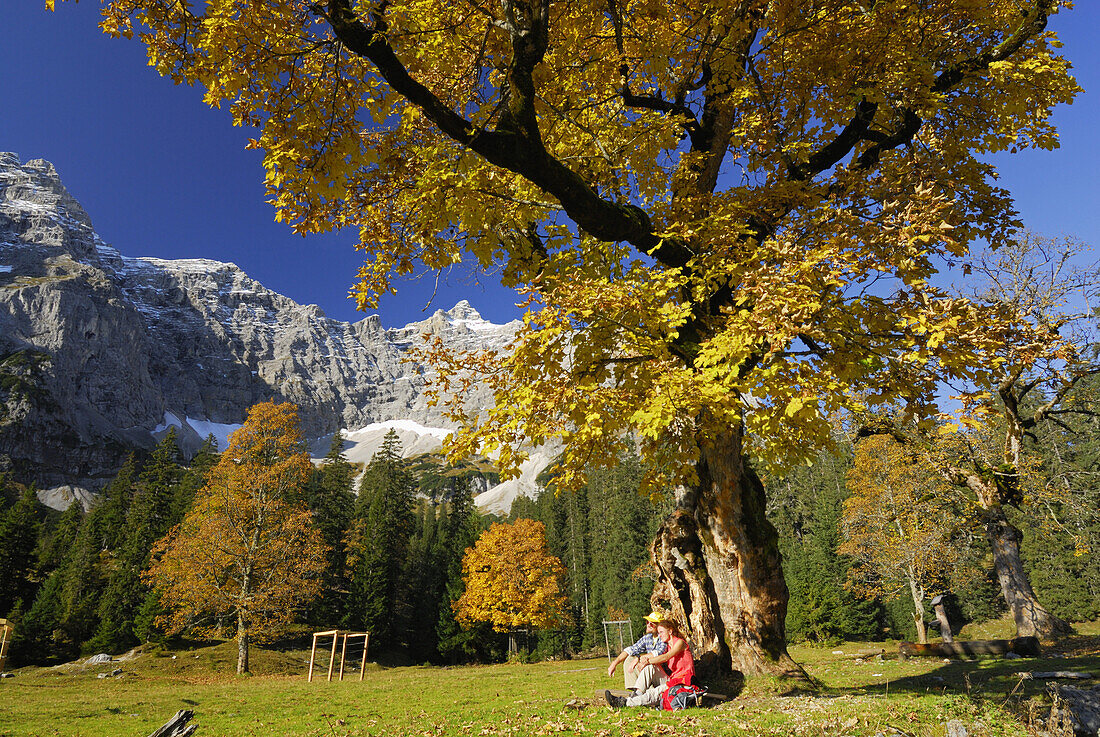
325,0,693,265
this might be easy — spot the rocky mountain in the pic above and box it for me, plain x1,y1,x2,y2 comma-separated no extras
0,152,540,513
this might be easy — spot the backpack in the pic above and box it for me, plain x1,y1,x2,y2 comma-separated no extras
661,683,706,710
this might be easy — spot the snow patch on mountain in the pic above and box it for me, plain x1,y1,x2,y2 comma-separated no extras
153,412,242,452
313,420,450,466
350,419,452,441
472,444,559,514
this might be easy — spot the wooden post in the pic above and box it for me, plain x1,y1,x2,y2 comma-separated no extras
307,630,369,683
308,630,337,683
307,632,318,683
0,619,13,673
338,633,349,681
327,631,338,682
359,633,369,681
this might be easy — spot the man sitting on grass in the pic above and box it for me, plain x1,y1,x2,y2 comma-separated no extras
606,612,668,694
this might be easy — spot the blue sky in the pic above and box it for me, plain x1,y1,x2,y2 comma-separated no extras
2,2,1098,328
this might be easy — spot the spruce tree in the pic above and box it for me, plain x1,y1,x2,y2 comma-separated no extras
299,430,356,625
0,486,42,617
48,455,140,652
1020,387,1100,622
14,502,83,663
584,448,659,646
91,431,183,652
770,448,881,643
95,454,139,551
35,501,83,575
397,503,446,661
16,570,67,663
346,430,414,649
170,434,219,526
436,478,494,662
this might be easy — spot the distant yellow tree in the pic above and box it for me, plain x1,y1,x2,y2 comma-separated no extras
839,435,963,644
145,401,327,674
454,519,570,648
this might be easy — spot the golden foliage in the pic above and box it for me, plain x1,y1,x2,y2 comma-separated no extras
453,518,571,632
839,435,963,603
65,0,1082,490
145,401,327,642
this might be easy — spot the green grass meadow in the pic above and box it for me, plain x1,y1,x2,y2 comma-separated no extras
2,620,1097,737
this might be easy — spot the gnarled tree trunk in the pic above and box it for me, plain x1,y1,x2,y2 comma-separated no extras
983,503,1074,642
650,428,805,680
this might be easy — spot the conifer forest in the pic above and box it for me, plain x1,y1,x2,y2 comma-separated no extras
2,378,1097,669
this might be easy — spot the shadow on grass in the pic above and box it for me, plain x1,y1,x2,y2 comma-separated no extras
817,632,1100,712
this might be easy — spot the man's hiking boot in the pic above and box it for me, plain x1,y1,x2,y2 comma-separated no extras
604,690,626,708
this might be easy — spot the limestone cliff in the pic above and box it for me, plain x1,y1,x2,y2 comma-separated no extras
0,153,531,512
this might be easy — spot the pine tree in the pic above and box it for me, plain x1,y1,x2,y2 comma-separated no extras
171,435,219,526
1019,381,1100,622
15,504,83,664
47,457,140,652
35,501,83,575
16,571,67,663
0,486,42,617
346,430,414,649
91,431,183,652
584,448,662,647
770,449,881,644
95,454,139,552
436,479,494,662
298,430,356,625
397,503,446,661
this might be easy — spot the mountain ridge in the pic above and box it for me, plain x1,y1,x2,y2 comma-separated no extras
0,152,536,513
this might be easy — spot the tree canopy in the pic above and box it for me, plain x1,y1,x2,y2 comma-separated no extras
454,518,570,633
841,434,963,643
74,0,1075,480
70,0,1082,676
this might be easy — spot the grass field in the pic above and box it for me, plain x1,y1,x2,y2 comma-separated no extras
2,620,1097,737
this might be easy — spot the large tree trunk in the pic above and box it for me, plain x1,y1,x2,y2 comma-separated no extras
982,504,1074,642
989,388,1075,642
650,428,806,681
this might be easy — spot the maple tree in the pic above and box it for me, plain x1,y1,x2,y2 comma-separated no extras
145,401,327,674
861,232,1097,641
453,519,570,641
840,434,964,644
69,0,1081,676
936,233,1098,641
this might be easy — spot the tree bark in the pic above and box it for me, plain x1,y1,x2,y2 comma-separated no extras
932,600,954,643
944,464,1074,643
907,576,928,644
650,428,806,681
236,610,249,675
982,504,1074,642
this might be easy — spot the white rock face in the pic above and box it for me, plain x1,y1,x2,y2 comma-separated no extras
0,153,545,513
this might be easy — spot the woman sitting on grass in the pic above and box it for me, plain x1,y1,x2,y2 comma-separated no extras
605,618,696,709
